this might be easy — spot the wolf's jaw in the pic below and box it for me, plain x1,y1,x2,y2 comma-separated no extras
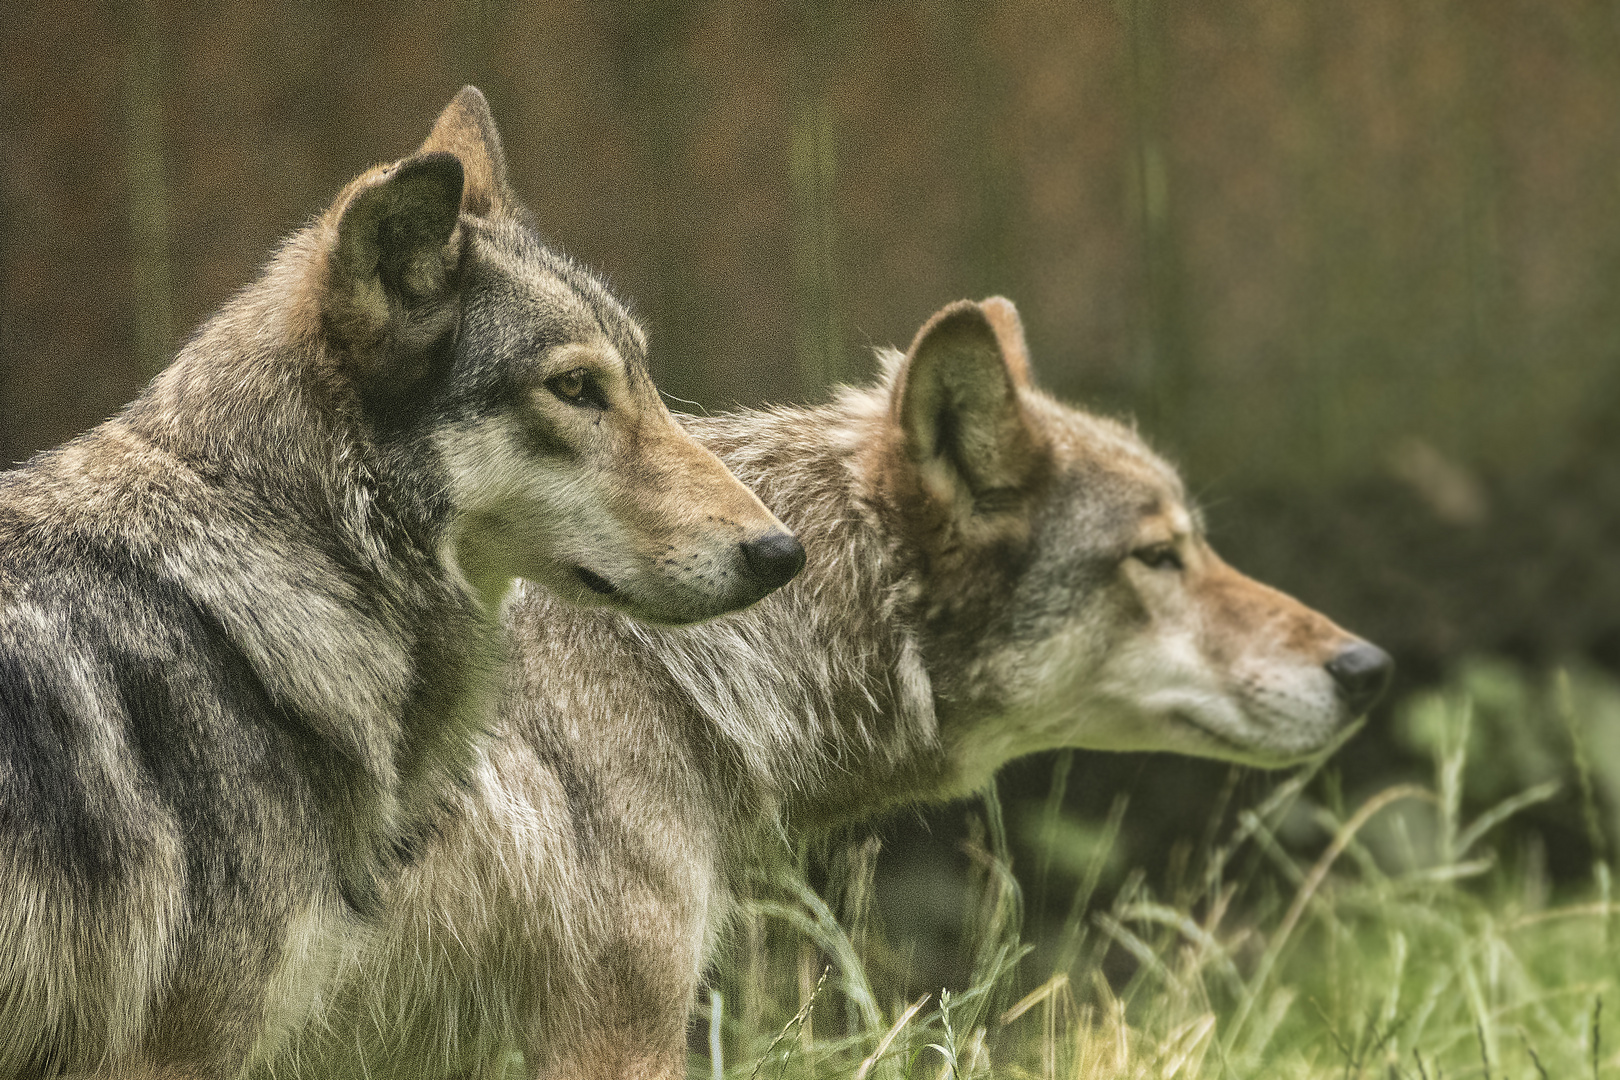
1166,709,1301,767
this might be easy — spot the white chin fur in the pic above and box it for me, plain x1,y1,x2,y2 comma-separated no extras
991,628,1346,768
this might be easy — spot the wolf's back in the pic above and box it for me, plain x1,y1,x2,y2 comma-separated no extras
0,509,354,1074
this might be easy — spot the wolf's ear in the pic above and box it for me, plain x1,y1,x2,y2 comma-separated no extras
418,85,512,218
889,297,1045,510
979,296,1034,388
323,152,464,389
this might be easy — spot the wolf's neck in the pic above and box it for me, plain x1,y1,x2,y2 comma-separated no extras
102,248,494,870
121,234,459,571
646,396,959,834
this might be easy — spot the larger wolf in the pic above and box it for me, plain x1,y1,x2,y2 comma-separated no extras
281,297,1392,1079
0,88,802,1078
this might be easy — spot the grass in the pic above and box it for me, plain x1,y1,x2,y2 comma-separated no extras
700,667,1620,1079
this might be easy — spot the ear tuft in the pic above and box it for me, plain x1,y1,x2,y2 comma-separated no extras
323,152,466,390
418,85,512,218
889,298,1045,509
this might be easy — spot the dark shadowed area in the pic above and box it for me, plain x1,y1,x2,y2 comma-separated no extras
6,0,1620,994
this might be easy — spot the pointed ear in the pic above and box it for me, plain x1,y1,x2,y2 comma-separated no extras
979,296,1034,388
889,298,1046,510
418,85,512,218
322,152,464,391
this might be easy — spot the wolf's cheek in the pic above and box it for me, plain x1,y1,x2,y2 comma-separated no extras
433,418,602,607
1088,625,1352,765
965,610,1343,769
538,420,801,625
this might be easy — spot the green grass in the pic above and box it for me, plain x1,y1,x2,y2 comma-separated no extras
701,668,1620,1079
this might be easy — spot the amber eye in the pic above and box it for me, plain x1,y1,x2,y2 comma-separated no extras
1132,543,1184,571
543,367,611,410
548,368,588,403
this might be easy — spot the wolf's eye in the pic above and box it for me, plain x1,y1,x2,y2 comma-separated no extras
546,368,605,409
549,369,586,401
1132,544,1184,571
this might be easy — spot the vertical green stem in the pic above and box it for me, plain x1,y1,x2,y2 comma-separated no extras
452,0,506,107
1452,0,1505,461
709,987,725,1080
792,0,842,396
1121,0,1187,441
1297,2,1335,477
123,0,173,379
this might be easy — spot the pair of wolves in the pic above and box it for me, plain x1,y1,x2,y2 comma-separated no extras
0,89,1391,1078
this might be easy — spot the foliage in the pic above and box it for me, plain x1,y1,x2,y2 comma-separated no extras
704,664,1620,1079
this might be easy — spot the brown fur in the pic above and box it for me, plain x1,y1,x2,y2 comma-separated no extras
0,88,800,1079
268,298,1389,1079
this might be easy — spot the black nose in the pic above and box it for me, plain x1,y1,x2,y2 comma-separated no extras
739,530,806,591
1325,641,1394,716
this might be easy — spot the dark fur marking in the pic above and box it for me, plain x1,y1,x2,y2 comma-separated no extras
526,722,604,862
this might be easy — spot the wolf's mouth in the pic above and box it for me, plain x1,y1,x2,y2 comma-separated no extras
1170,710,1251,756
1170,709,1294,767
574,567,618,596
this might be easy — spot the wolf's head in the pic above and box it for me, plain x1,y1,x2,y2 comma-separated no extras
868,298,1391,776
308,88,803,623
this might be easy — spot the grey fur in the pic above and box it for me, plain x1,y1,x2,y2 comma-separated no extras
0,88,796,1079
271,298,1389,1079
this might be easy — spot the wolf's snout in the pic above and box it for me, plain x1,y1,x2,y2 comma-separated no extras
738,530,806,591
1325,641,1394,716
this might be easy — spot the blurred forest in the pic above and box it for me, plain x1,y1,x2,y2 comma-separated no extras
6,0,1620,982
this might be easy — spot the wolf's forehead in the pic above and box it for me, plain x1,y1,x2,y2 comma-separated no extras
1035,399,1196,529
1045,403,1183,492
1097,452,1193,530
471,225,649,365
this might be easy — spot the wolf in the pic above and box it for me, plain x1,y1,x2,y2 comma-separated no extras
0,87,804,1079
275,297,1392,1080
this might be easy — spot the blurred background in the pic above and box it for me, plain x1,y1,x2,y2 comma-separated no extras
6,0,1620,995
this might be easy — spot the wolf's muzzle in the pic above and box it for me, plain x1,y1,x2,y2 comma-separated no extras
1325,640,1394,716
739,530,806,591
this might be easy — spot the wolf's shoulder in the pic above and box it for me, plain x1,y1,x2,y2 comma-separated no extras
0,546,292,805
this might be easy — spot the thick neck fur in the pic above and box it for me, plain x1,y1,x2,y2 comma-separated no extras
124,229,439,545
4,225,495,907
514,376,971,846
676,394,955,830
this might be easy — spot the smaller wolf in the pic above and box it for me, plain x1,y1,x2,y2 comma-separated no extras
279,297,1392,1080
0,88,800,1078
